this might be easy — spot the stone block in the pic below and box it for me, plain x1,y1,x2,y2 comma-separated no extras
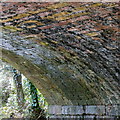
99,116,116,120
75,106,84,115
62,106,71,115
106,105,119,116
61,106,84,115
84,115,95,119
85,105,105,115
48,105,62,115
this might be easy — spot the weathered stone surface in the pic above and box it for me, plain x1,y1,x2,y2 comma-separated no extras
86,105,105,115
61,106,84,115
48,105,62,115
0,2,120,107
106,105,119,116
48,105,120,118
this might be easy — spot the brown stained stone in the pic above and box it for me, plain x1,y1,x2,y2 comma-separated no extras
54,21,69,26
38,12,52,18
38,25,53,30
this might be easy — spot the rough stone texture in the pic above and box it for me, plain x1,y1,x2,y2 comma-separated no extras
48,105,120,116
106,105,119,116
85,105,105,115
0,2,120,107
0,0,120,2
49,105,62,115
61,106,84,115
48,105,120,118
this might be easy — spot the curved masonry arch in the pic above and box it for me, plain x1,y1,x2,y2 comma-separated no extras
0,2,120,118
1,32,100,105
1,31,120,119
1,31,120,105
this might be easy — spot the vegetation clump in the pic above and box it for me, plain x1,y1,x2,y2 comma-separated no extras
0,60,48,119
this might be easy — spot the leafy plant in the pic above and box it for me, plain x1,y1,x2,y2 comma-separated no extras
0,60,48,119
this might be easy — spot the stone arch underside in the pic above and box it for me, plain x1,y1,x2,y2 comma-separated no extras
1,31,119,105
0,2,120,106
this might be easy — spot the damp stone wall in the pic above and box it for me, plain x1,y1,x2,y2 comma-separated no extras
48,105,120,119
